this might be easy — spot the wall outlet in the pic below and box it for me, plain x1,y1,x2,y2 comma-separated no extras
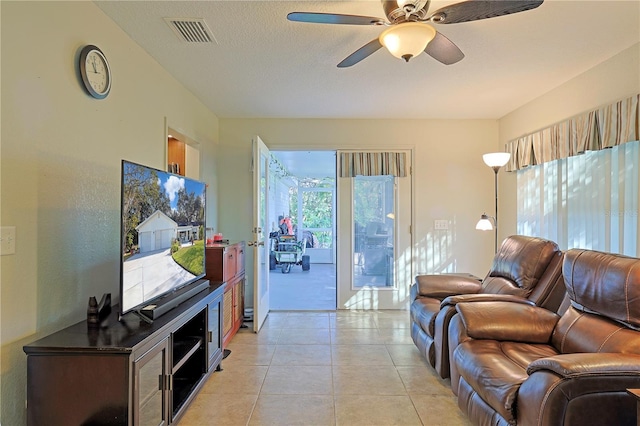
1,226,16,255
434,220,448,230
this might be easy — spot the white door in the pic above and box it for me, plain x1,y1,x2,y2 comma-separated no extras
336,151,413,310
252,136,271,331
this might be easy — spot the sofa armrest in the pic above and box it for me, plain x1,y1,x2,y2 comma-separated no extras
528,353,640,377
441,293,536,308
414,274,482,299
456,301,559,343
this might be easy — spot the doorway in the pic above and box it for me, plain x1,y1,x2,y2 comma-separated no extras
268,150,337,311
336,150,413,310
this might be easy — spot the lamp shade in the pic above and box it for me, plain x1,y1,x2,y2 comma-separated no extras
379,22,436,62
482,152,511,168
475,214,494,231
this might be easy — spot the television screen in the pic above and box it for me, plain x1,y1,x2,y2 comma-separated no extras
120,160,206,316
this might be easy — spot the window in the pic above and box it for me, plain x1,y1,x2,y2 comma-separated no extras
517,140,639,256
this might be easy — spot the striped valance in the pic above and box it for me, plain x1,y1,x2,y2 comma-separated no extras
339,152,407,177
505,94,639,171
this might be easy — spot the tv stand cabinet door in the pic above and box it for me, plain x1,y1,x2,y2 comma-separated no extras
134,338,170,426
208,291,224,370
26,353,129,426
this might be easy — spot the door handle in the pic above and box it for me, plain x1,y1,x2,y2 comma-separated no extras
248,241,265,247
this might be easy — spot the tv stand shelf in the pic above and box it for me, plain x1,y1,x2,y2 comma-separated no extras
173,336,203,372
23,281,225,426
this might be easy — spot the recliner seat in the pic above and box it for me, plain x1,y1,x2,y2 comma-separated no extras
452,248,640,426
410,235,565,378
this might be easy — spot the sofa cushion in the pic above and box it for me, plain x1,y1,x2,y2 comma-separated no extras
563,249,640,329
410,298,440,336
414,274,482,299
551,306,640,354
454,340,559,424
456,301,559,343
485,235,560,295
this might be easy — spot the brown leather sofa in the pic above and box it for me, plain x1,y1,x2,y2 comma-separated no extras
451,249,640,426
410,235,565,378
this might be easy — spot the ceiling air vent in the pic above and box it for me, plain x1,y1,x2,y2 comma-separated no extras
164,18,217,44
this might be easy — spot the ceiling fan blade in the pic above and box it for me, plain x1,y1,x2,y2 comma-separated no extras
287,12,385,26
337,39,383,68
427,0,543,24
425,31,465,65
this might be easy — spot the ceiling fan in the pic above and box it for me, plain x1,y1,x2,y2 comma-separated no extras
287,0,543,67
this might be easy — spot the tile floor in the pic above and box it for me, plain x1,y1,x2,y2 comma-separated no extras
178,310,471,426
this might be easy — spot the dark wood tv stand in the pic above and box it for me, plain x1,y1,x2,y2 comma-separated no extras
23,281,225,426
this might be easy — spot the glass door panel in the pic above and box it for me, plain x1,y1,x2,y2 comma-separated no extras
353,175,396,288
135,340,168,426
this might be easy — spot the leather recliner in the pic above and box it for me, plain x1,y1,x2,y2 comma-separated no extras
451,248,640,426
410,235,565,379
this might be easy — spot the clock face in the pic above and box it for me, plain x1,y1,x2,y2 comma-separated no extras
79,45,111,99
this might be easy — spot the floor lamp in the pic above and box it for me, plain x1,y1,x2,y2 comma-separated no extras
476,152,511,253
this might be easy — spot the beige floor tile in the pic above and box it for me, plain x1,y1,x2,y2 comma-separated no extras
396,366,453,396
332,310,376,318
270,344,332,365
233,327,282,345
180,309,470,425
330,315,378,329
332,364,406,395
178,392,257,426
249,394,335,426
377,327,413,344
330,328,385,345
261,365,333,395
287,312,332,319
334,395,422,426
282,315,331,329
199,364,268,394
277,327,331,345
260,312,289,329
375,316,411,329
331,344,394,365
222,343,275,366
387,344,430,366
411,394,472,426
375,309,410,316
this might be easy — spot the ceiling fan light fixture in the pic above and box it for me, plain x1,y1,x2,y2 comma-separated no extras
379,22,436,62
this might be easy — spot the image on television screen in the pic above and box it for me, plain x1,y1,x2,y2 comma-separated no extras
120,160,206,314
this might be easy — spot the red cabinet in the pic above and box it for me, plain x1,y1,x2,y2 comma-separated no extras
205,242,245,348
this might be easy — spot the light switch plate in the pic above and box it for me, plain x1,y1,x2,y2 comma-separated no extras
434,220,448,230
1,226,16,255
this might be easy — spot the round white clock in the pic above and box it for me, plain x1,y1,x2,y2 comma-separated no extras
79,45,111,99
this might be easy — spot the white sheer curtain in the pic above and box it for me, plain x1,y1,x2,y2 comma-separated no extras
517,140,639,256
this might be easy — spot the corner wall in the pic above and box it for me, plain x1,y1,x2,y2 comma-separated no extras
498,43,640,239
0,2,219,424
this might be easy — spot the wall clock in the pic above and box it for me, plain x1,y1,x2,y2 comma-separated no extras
79,45,111,99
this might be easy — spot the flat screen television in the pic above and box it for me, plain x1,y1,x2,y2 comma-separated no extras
120,160,207,320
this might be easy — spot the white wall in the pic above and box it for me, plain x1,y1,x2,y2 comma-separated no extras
218,118,500,307
498,43,640,238
0,2,219,424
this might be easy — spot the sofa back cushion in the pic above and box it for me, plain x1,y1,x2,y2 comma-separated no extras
563,249,640,329
482,235,561,298
551,306,640,354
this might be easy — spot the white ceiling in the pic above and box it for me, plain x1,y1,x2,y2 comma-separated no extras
96,1,640,120
273,150,337,179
